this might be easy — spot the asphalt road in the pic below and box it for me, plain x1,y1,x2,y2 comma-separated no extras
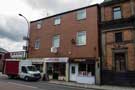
0,75,98,90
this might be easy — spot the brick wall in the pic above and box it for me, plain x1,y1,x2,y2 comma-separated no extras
28,5,99,59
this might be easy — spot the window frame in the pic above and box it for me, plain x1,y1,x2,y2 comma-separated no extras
76,9,87,20
54,16,61,25
112,6,122,20
115,32,123,43
76,31,87,46
52,35,60,48
34,39,40,49
36,21,42,29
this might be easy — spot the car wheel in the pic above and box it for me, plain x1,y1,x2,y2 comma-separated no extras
24,76,29,81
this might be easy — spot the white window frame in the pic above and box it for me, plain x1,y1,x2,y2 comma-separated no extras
54,16,61,25
34,39,40,49
76,31,86,46
37,21,42,29
113,7,122,20
76,9,87,20
52,35,60,48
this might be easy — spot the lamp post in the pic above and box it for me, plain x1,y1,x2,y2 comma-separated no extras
19,14,30,59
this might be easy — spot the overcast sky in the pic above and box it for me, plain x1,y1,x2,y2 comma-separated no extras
0,0,103,52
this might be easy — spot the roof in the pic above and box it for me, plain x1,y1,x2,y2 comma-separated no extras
31,4,99,23
0,48,8,53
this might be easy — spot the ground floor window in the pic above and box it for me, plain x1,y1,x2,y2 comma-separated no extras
47,63,66,76
33,64,43,72
79,63,95,76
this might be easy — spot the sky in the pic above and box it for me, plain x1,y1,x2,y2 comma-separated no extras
0,0,103,52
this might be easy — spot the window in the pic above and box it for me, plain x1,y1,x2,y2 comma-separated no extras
76,9,86,20
54,16,61,25
113,7,122,20
79,63,95,76
35,39,40,49
52,35,60,47
115,32,123,43
37,21,42,29
77,31,86,46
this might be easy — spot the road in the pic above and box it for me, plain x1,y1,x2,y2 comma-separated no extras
0,75,98,90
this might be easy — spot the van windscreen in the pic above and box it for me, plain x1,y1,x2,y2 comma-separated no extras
27,66,37,71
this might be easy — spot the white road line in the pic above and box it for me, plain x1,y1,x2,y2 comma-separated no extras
7,82,38,89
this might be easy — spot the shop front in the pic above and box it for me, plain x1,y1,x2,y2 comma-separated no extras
44,57,69,81
70,58,96,84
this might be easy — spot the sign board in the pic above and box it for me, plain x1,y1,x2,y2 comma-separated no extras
44,57,68,63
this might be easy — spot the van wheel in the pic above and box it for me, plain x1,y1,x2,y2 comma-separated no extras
24,76,29,81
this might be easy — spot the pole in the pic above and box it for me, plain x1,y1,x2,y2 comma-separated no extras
19,14,30,59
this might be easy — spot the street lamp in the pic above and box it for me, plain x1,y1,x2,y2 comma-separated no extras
19,14,30,59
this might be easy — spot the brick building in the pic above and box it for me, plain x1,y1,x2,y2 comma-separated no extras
28,4,100,84
101,0,135,85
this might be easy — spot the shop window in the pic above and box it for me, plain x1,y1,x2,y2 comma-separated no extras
47,63,65,76
34,64,43,72
79,63,95,76
47,63,53,75
88,64,95,76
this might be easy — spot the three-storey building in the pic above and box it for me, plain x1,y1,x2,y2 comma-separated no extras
28,4,100,84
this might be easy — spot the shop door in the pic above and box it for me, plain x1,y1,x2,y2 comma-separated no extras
70,64,78,81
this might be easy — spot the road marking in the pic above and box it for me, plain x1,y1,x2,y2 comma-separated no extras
7,82,38,89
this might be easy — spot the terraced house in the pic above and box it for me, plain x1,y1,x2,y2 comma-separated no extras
28,4,101,84
101,0,135,85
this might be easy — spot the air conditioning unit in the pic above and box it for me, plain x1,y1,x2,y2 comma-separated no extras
50,47,58,53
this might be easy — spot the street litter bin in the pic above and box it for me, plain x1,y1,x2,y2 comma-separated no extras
42,74,49,81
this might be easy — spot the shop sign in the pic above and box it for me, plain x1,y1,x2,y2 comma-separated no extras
44,57,68,63
74,59,86,62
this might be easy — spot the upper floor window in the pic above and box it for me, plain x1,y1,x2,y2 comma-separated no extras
37,21,42,29
76,9,86,20
76,31,86,46
115,32,123,43
52,35,60,47
54,16,61,25
113,7,122,20
35,39,40,49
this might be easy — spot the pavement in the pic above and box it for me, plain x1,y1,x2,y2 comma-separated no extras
48,80,135,90
0,72,135,90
